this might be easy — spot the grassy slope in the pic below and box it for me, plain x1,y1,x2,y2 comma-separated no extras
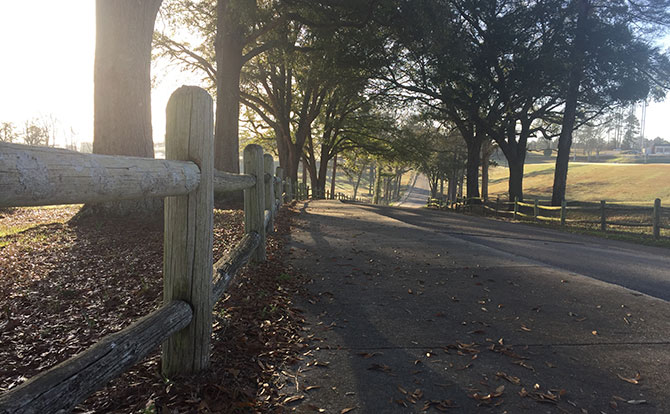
488,162,670,203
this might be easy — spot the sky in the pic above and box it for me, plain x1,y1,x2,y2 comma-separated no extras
0,2,668,151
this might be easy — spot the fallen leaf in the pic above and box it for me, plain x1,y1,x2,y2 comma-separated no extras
617,372,642,385
341,407,357,413
496,371,521,385
282,395,305,404
514,360,535,371
357,352,381,359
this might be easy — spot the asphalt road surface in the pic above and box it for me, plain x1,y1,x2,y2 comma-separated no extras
391,174,669,301
367,204,670,301
287,200,670,413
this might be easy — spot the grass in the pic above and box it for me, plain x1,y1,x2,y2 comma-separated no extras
488,162,670,203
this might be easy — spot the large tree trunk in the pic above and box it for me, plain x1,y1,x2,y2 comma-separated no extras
214,0,244,174
465,137,482,201
88,0,162,217
481,140,495,201
93,0,161,157
551,0,589,206
507,157,524,202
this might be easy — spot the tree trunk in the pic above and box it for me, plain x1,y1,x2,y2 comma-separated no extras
508,158,524,202
447,175,457,201
369,166,374,195
93,0,161,158
352,160,367,200
214,0,244,174
481,141,495,201
88,0,163,217
465,138,482,201
551,0,589,206
330,154,337,199
373,163,382,204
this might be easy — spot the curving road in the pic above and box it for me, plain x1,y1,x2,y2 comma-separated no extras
369,204,670,301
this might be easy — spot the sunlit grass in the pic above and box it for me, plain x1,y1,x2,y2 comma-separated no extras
488,163,670,203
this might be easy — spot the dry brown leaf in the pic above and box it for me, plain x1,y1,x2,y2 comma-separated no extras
496,371,521,385
282,395,305,404
513,360,535,371
340,407,357,413
617,372,642,384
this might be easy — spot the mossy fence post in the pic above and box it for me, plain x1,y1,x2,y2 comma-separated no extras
162,86,214,376
244,144,266,262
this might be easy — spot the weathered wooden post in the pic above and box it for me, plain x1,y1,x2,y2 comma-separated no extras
495,196,500,217
264,154,275,233
534,198,539,221
513,196,519,220
653,198,661,239
560,199,567,227
244,145,266,261
600,200,607,231
276,167,284,206
162,86,214,376
286,177,293,201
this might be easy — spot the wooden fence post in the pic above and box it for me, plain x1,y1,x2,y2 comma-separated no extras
600,200,607,231
264,154,275,233
513,196,519,220
534,198,539,221
560,199,567,227
244,144,266,262
653,198,661,239
162,86,214,376
276,167,284,205
286,178,293,201
495,196,500,217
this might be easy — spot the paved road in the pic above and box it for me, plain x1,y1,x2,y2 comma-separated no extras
388,173,669,300
369,205,670,301
395,174,428,209
286,200,670,413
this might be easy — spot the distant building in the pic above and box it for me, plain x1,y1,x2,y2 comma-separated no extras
651,145,670,155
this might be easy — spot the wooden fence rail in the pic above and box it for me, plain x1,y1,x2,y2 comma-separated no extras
0,86,294,414
432,195,668,240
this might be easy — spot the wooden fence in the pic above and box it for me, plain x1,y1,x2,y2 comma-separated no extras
431,196,669,239
0,86,297,414
292,184,362,202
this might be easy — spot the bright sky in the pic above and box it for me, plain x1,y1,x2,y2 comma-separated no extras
0,2,668,151
0,1,205,153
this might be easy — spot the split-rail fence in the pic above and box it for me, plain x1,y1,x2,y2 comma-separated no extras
0,86,297,413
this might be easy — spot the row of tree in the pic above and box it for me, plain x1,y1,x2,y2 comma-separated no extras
91,0,670,211
0,117,70,148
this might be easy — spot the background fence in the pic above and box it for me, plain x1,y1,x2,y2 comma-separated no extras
0,86,297,414
429,196,669,239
